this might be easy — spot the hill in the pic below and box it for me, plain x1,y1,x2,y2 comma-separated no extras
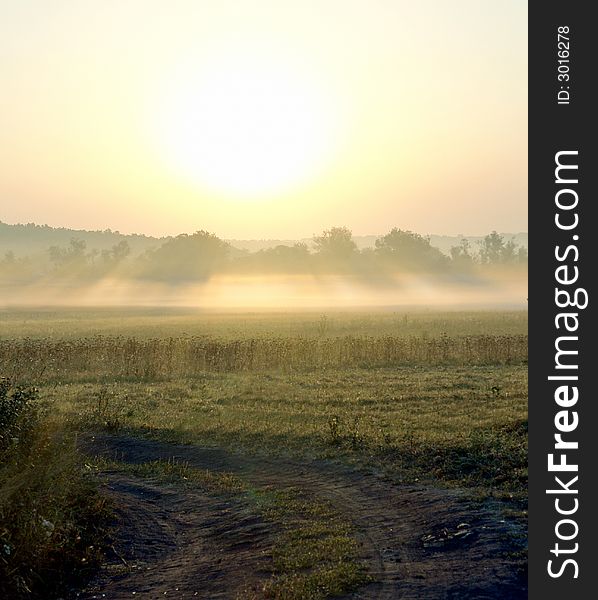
0,222,164,258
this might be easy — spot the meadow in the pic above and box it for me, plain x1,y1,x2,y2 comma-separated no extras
0,308,528,599
0,306,528,339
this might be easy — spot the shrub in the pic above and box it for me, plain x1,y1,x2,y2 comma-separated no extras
0,378,38,453
0,378,109,599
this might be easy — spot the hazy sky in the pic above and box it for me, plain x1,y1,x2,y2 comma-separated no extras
1,0,527,239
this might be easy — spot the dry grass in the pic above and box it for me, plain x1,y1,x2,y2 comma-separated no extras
2,334,526,383
0,308,528,340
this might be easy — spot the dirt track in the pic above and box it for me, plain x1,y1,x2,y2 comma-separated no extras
78,434,527,600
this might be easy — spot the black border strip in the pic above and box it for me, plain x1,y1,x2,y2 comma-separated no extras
529,1,596,597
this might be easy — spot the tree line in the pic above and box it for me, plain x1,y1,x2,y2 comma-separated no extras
0,227,527,284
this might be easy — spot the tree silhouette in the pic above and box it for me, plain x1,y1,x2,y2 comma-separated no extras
478,232,524,264
48,238,87,267
140,231,229,281
101,240,131,265
375,228,447,269
449,238,474,265
313,227,357,259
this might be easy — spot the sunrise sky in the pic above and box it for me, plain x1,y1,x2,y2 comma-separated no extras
0,0,527,239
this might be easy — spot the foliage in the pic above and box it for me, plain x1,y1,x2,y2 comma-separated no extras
252,243,311,272
450,238,475,265
312,227,357,259
476,231,528,265
0,378,38,453
1,223,528,284
137,230,230,281
375,228,448,270
0,379,109,599
101,240,131,265
49,237,88,268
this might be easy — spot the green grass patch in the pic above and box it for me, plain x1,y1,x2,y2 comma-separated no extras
91,455,246,494
55,365,527,499
257,489,370,599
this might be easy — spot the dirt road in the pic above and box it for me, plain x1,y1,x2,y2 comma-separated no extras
78,434,527,600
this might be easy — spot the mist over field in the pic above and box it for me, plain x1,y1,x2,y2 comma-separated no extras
1,273,526,310
0,222,527,308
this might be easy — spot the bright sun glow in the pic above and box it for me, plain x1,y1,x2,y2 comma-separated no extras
156,56,337,199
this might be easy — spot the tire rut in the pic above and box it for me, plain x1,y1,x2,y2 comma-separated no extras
80,434,527,600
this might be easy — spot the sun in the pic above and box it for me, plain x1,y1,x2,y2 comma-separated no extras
155,56,336,199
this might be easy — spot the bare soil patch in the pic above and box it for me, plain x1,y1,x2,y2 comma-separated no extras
79,434,526,599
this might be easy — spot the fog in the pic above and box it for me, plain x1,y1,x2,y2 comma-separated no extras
0,225,527,309
0,269,526,310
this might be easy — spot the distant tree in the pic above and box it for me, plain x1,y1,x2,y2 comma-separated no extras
501,239,518,264
140,230,229,281
478,232,526,265
313,227,357,259
449,238,474,265
259,243,310,266
265,243,309,258
517,246,528,263
375,228,447,269
48,238,87,267
89,248,100,265
478,231,504,264
101,240,131,265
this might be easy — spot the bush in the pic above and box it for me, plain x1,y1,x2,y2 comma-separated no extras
0,378,38,453
0,378,109,599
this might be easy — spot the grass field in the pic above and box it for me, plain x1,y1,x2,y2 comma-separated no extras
1,308,528,599
0,307,528,339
